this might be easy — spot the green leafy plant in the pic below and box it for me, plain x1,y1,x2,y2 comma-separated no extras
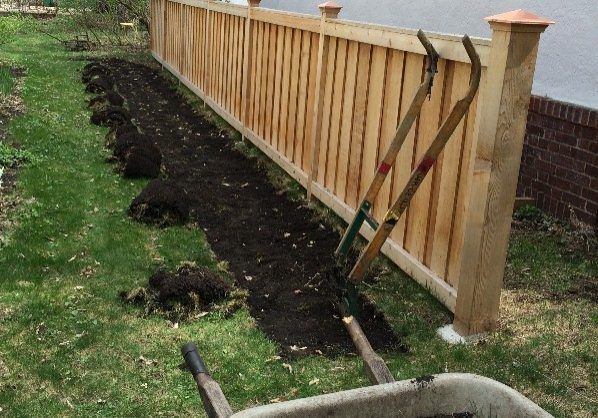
0,142,32,167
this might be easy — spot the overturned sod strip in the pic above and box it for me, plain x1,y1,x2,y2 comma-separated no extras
121,263,246,321
99,58,404,357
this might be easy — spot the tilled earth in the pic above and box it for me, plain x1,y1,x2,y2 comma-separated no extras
99,58,404,357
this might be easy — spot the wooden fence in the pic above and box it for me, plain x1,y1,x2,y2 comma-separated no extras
149,0,551,335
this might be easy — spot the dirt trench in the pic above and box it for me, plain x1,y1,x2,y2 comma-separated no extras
99,58,404,357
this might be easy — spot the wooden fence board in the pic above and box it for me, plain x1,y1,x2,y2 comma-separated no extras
404,58,447,261
271,25,285,150
373,49,404,223
316,36,337,185
389,52,423,244
324,38,347,190
335,40,358,201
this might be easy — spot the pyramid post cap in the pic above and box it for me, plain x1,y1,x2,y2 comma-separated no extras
485,9,554,26
247,0,261,7
318,1,342,12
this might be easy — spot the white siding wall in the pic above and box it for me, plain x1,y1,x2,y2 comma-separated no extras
260,0,598,109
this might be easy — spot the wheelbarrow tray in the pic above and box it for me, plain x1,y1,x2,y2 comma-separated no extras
232,373,552,418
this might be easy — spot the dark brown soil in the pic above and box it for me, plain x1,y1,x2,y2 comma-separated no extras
151,264,229,307
82,62,111,84
121,264,234,319
90,105,131,127
121,147,162,178
85,75,114,94
88,90,124,109
129,178,190,226
106,123,139,149
101,58,404,357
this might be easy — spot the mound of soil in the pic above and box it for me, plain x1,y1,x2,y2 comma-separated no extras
82,62,111,84
85,75,114,94
129,178,190,226
88,90,124,109
121,146,162,178
121,264,238,320
112,129,150,160
106,123,139,149
90,105,131,127
150,264,231,308
100,58,404,357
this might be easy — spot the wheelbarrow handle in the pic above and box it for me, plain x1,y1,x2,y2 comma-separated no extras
181,342,209,376
181,342,233,418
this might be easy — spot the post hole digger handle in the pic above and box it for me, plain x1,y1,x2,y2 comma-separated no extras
181,342,233,418
335,30,440,260
348,34,482,284
417,29,440,96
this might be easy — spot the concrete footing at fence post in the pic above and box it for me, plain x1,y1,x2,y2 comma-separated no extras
437,324,485,345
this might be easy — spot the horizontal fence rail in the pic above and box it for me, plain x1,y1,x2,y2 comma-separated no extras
150,0,550,335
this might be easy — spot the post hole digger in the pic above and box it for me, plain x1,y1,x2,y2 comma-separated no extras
338,32,481,385
180,31,482,417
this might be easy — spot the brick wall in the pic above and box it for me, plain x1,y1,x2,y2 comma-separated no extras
518,96,597,227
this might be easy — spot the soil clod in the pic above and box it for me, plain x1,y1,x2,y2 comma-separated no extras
129,178,190,226
88,90,125,109
121,146,162,178
90,105,131,127
85,75,115,94
121,264,243,320
105,123,139,149
82,62,111,84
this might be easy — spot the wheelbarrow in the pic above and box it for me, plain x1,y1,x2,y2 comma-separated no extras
181,342,553,417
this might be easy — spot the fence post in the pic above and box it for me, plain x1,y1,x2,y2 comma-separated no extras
454,10,553,336
240,0,261,131
306,1,342,200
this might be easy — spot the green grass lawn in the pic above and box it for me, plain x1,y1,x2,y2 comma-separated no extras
0,31,596,417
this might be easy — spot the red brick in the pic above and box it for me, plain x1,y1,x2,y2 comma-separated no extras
548,141,560,153
574,125,598,140
561,191,585,208
578,138,598,154
527,124,543,137
561,120,576,135
571,108,582,125
541,99,550,115
554,131,578,147
585,163,598,177
560,104,569,120
580,109,590,126
582,187,598,204
572,148,597,166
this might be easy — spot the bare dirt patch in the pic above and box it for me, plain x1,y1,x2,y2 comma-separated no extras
97,58,404,357
0,65,26,244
